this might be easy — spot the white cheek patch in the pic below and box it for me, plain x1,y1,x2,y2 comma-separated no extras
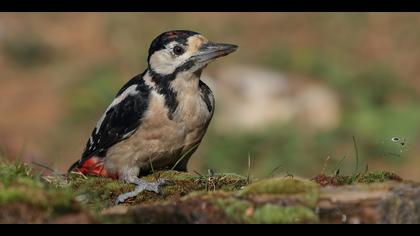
149,50,178,75
150,51,193,75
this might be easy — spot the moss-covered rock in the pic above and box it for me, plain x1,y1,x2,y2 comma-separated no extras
248,204,318,224
239,177,320,207
212,197,319,224
0,161,417,224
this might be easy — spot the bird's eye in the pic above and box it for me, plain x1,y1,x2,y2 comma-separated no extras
173,46,185,56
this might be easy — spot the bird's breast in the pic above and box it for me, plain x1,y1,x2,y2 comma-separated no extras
139,89,211,138
105,89,212,168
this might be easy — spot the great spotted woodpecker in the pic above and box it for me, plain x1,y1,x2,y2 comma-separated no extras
68,30,238,203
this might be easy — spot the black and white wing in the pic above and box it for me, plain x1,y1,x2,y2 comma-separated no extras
199,80,215,114
69,74,151,171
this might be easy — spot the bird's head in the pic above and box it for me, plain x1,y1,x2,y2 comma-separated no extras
147,30,238,76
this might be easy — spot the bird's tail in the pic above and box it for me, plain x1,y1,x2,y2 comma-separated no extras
67,160,81,173
67,157,118,179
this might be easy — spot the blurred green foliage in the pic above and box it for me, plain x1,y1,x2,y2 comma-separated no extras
66,64,123,124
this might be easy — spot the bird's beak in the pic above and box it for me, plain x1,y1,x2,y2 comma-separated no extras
193,42,238,63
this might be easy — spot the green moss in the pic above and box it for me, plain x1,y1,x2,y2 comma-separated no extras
0,188,44,206
47,188,77,214
213,198,252,223
239,178,320,207
313,171,403,187
0,161,80,221
336,171,402,185
142,170,196,181
0,187,74,210
240,178,317,195
211,178,321,223
213,197,319,224
211,173,248,191
68,170,247,210
249,204,319,224
0,161,37,186
357,171,402,184
0,161,48,207
70,175,132,210
6,162,404,224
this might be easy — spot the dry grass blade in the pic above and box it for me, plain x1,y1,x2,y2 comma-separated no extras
171,143,199,171
353,136,360,175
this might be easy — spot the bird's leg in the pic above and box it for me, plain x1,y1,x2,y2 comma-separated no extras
115,168,166,204
115,178,166,204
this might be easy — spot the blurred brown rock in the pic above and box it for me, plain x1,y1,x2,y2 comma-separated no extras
203,65,341,133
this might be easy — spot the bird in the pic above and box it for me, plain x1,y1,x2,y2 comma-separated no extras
68,30,238,204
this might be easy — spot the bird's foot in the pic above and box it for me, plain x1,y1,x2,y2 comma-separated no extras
115,178,166,204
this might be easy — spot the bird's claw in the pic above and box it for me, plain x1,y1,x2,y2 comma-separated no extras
115,178,167,205
152,178,167,191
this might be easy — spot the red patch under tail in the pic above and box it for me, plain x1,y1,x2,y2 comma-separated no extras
72,157,118,179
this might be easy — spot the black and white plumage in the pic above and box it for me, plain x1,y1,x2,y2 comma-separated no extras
79,73,150,163
68,30,238,203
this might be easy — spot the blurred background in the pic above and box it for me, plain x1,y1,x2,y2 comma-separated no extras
0,13,420,180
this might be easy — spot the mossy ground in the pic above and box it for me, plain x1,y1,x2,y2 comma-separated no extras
0,161,87,223
0,161,406,223
312,171,402,187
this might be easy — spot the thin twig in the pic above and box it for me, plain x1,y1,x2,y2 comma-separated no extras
321,156,331,175
69,171,88,180
30,161,56,173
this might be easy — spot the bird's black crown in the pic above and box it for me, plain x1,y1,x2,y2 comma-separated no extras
147,30,199,62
